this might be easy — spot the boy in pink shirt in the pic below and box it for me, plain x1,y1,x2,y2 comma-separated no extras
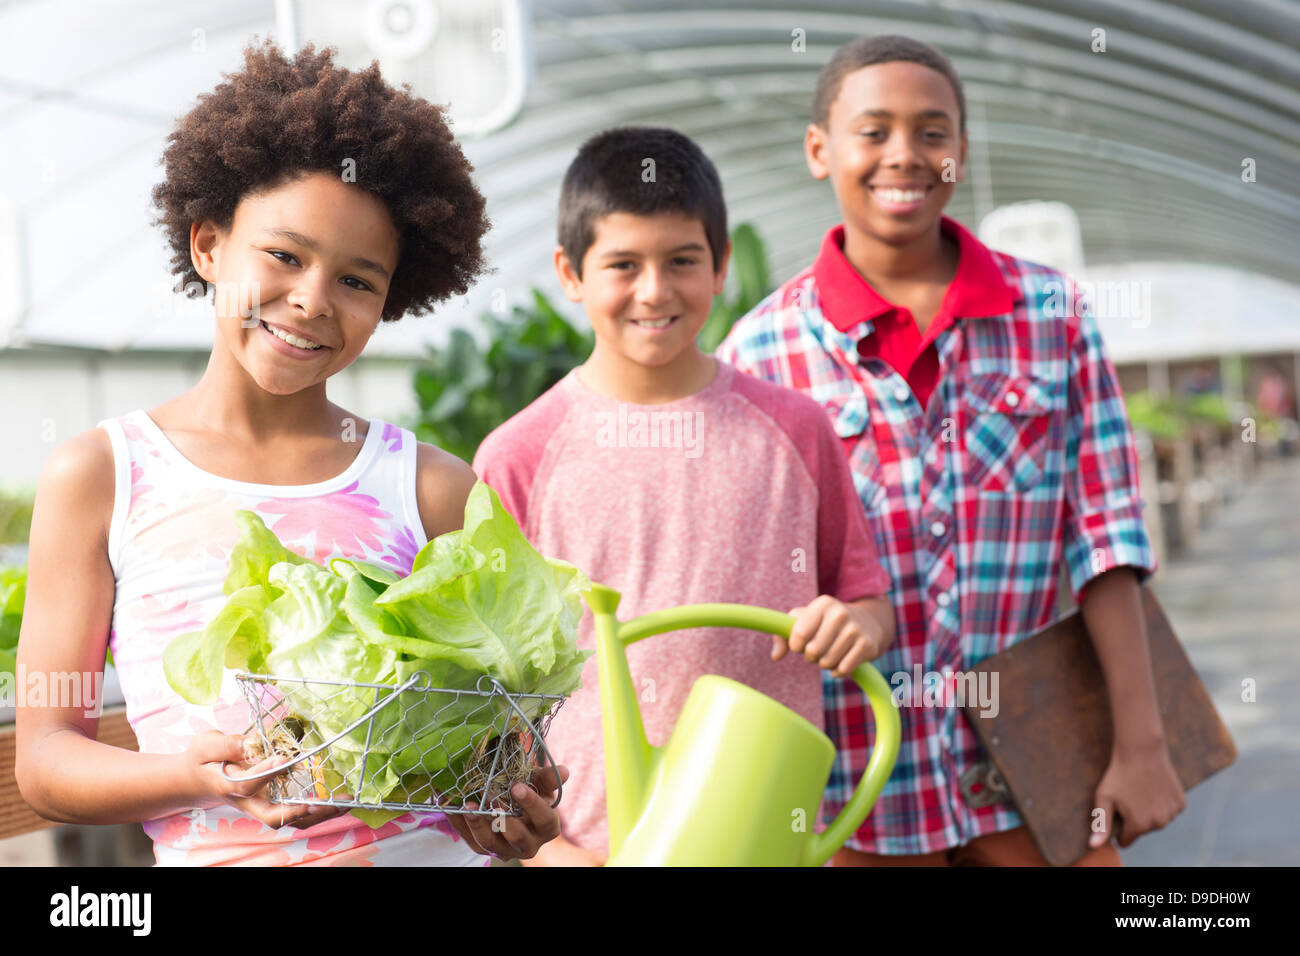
473,127,895,865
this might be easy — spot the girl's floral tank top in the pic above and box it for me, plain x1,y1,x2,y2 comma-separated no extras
94,409,484,867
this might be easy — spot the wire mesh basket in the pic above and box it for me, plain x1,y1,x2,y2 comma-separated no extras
222,671,566,818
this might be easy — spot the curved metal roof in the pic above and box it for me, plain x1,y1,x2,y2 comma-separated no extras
484,0,1300,292
0,0,1297,356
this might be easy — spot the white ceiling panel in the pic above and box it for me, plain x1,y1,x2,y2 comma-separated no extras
0,0,1295,356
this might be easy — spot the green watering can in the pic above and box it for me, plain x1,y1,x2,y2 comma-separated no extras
582,584,900,867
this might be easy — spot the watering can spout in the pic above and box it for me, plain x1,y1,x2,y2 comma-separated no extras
581,585,652,857
582,583,622,617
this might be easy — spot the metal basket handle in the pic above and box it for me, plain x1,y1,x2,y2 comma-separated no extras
484,674,565,811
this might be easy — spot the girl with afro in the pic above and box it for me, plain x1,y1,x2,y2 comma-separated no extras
15,39,565,866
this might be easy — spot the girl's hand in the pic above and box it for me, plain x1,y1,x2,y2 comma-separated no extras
183,731,346,830
452,764,569,861
778,595,891,678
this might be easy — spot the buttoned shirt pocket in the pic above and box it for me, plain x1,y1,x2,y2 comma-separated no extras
812,373,870,440
963,372,1063,493
816,384,886,513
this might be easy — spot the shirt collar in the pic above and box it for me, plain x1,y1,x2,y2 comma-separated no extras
811,216,1021,335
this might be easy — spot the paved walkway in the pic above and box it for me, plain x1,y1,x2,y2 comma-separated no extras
1121,455,1300,866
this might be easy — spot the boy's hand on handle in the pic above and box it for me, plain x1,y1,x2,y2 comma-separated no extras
778,595,892,678
183,731,346,830
454,764,569,861
1089,738,1187,849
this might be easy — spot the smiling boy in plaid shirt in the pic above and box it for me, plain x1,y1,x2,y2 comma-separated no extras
718,35,1187,865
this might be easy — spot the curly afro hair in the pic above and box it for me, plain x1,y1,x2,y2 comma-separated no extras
152,38,491,321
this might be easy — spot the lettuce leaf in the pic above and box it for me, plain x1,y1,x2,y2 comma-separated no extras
375,487,586,689
223,510,314,596
162,584,274,704
163,481,592,818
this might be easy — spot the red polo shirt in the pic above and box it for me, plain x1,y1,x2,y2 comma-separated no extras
811,216,1015,410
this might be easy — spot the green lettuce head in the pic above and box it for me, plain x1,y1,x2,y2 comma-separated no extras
163,481,592,820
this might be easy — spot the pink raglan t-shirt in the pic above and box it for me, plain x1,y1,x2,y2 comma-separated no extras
95,409,484,867
472,360,890,856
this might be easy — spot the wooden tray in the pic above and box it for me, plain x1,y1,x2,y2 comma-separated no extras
962,587,1236,865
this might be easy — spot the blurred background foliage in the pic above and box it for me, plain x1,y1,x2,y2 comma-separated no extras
1125,391,1281,441
0,490,34,546
0,489,32,678
407,289,594,464
696,222,772,352
408,223,773,462
0,565,26,678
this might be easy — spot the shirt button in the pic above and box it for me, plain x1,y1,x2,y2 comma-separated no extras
1005,391,1020,407
930,520,946,537
894,385,910,402
936,591,952,608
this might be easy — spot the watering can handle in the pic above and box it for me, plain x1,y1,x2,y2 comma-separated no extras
616,601,901,867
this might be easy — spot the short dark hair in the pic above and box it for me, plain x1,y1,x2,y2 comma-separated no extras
152,39,490,321
557,126,727,278
812,35,966,134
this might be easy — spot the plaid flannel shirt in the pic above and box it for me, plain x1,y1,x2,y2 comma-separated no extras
717,218,1156,855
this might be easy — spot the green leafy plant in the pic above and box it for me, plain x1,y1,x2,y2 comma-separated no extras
1125,389,1280,443
0,564,113,689
1179,392,1236,427
0,489,35,545
1125,392,1188,441
409,290,593,463
0,565,26,683
697,223,773,353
